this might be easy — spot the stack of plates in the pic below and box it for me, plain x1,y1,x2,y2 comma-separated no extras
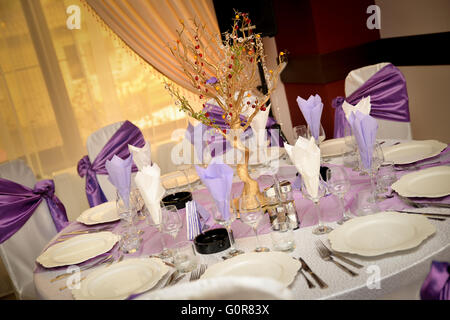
328,211,436,256
200,252,300,286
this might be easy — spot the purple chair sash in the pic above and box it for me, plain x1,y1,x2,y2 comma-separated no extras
77,120,145,207
332,63,410,138
420,261,450,300
201,103,282,157
0,178,68,244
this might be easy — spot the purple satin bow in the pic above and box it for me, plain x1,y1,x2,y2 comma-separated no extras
0,178,68,244
420,261,450,300
77,121,145,207
333,63,410,138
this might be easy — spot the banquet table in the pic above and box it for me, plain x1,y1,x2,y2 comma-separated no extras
33,139,450,300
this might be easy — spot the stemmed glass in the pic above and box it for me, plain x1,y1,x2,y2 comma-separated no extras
300,176,333,235
208,201,244,258
307,124,326,146
357,142,384,203
326,166,352,225
116,191,141,254
160,204,183,258
239,195,270,252
293,125,309,140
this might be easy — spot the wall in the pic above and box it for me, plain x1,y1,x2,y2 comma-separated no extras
376,0,450,143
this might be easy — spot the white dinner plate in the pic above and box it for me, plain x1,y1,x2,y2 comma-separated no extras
328,211,436,256
382,140,446,165
161,171,200,189
76,201,119,225
36,231,120,268
319,138,349,157
72,258,169,300
391,166,450,198
200,252,300,286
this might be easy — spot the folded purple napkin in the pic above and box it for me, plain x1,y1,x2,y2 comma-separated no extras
296,94,323,141
186,200,211,240
105,154,133,208
195,160,234,220
347,111,378,170
420,261,449,300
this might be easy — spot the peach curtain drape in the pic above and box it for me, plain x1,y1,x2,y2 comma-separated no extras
84,0,221,93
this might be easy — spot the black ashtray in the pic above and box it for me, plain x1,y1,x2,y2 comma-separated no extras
194,228,231,254
162,191,192,210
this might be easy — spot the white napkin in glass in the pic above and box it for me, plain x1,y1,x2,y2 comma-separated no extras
128,141,151,172
342,96,371,121
284,136,321,198
251,103,271,147
134,163,165,225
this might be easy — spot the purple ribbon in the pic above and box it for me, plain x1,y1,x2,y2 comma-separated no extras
333,63,410,138
420,261,450,300
0,178,69,244
77,121,145,207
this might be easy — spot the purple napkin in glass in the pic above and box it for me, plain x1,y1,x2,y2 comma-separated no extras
105,154,133,208
195,160,234,220
420,261,450,300
348,111,378,170
296,94,323,141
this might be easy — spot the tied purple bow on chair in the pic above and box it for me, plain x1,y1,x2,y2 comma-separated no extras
0,178,68,244
420,261,450,300
333,63,410,138
77,121,145,207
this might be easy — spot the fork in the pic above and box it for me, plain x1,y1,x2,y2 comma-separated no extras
190,264,207,281
316,245,358,277
50,254,113,282
315,240,363,269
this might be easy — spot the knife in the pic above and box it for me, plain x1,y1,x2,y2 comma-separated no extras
392,210,449,218
298,258,328,289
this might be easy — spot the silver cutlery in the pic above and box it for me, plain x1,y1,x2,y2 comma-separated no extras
190,264,207,282
394,161,441,171
389,210,449,218
50,254,113,282
59,276,86,291
163,270,179,288
293,259,315,289
298,257,328,289
315,240,363,269
148,255,176,268
171,274,186,285
397,194,450,209
59,226,113,237
316,245,358,277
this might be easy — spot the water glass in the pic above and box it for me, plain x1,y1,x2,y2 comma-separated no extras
356,188,381,216
119,223,141,254
377,161,397,193
293,125,309,140
326,166,352,225
239,195,270,252
270,221,296,252
172,241,198,273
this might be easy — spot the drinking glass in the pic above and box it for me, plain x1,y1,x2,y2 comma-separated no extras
356,188,381,216
376,161,397,198
208,202,244,258
116,192,141,254
172,241,198,273
300,176,333,235
343,122,358,169
239,195,270,252
270,221,296,252
326,166,352,225
293,125,309,140
307,124,326,145
160,204,183,258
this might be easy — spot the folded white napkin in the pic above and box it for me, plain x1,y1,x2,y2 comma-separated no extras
251,103,271,148
128,141,151,172
134,163,165,225
284,136,321,198
342,96,371,121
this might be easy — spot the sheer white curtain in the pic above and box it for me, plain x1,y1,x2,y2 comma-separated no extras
0,0,200,178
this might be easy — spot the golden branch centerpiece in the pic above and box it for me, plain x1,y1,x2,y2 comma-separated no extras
165,11,287,206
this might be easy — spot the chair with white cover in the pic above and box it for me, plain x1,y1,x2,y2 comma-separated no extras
0,160,59,299
342,62,412,140
86,121,125,202
135,276,294,300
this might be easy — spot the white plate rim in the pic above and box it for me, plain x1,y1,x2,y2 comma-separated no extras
72,257,169,300
36,231,120,268
319,138,348,157
328,211,436,256
382,140,447,165
200,251,300,286
76,201,119,225
391,165,450,198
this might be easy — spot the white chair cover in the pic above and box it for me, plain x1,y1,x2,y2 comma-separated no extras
136,276,294,300
345,62,412,140
86,121,128,202
52,166,90,222
0,160,58,299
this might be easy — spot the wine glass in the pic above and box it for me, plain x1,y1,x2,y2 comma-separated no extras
300,175,333,235
239,195,270,252
160,205,183,258
208,201,244,258
293,125,309,140
326,166,352,225
305,124,325,145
